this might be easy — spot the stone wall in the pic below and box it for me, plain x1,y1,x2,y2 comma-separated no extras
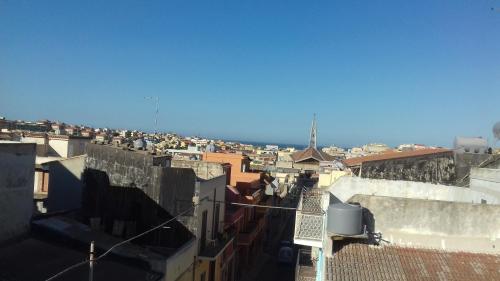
0,142,36,242
360,152,455,185
171,160,225,180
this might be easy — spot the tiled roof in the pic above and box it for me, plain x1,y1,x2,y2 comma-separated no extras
343,148,451,167
291,147,336,163
325,243,500,281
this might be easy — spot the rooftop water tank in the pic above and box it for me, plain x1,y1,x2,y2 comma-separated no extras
327,203,362,236
133,138,145,149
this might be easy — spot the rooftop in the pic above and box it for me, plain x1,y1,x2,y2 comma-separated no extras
290,147,336,163
343,148,451,167
0,238,162,281
325,242,500,281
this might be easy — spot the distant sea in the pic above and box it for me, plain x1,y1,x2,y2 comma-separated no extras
224,139,308,150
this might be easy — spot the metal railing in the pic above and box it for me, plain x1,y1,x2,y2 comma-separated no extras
295,249,316,281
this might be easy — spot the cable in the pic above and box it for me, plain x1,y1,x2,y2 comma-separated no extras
45,260,90,281
43,204,197,281
94,205,195,261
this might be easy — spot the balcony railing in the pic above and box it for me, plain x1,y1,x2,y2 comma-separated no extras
295,249,316,281
199,233,235,259
237,216,266,246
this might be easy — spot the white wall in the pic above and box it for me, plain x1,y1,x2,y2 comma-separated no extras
0,142,36,242
48,139,69,157
196,175,226,249
165,238,197,281
329,176,499,205
470,168,500,201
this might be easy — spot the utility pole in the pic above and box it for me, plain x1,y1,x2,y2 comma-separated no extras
144,96,159,135
89,241,95,281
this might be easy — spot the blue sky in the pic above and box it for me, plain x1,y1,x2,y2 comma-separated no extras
1,1,499,147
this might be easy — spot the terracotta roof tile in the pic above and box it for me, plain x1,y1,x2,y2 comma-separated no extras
291,147,336,162
325,243,500,281
343,148,452,167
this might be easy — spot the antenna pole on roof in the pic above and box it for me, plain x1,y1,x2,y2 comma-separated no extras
89,241,95,281
144,96,159,136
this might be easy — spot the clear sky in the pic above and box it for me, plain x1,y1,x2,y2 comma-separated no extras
1,1,499,147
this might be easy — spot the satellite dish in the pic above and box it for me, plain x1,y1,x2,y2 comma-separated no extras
494,122,500,141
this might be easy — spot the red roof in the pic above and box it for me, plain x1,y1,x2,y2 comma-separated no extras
343,148,451,167
325,243,500,281
290,147,336,163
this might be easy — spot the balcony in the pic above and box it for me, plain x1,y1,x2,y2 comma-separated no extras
237,216,266,246
294,190,326,248
199,233,235,260
224,206,244,229
295,249,316,281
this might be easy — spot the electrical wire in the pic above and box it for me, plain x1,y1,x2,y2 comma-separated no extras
43,184,305,280
43,205,196,281
45,260,90,281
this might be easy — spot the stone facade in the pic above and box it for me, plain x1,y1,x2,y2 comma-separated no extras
360,151,456,185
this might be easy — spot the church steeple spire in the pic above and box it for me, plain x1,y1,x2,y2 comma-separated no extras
309,114,317,149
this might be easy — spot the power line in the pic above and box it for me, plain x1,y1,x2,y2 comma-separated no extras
44,185,305,280
44,205,196,281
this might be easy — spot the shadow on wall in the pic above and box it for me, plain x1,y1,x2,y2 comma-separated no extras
81,168,193,249
45,157,85,213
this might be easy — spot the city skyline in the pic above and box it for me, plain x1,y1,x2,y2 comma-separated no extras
1,1,499,147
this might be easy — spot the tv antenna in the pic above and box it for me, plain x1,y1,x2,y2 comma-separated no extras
144,96,159,135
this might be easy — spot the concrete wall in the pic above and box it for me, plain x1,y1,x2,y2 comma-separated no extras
86,144,163,189
318,170,347,187
350,194,500,253
330,176,499,205
46,156,85,212
454,153,491,184
48,138,69,158
171,160,225,180
166,238,197,281
470,168,500,201
361,152,455,185
67,138,90,157
0,142,36,242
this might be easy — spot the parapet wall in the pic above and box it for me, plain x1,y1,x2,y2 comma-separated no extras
330,176,499,205
350,194,500,254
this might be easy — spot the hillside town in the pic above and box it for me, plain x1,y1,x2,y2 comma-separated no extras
0,115,499,281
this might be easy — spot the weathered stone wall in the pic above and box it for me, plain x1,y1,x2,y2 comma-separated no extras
361,152,455,185
85,144,164,189
351,194,500,253
85,144,195,217
0,142,36,242
171,160,225,180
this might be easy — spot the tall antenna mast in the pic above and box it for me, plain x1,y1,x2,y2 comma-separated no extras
144,96,159,135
